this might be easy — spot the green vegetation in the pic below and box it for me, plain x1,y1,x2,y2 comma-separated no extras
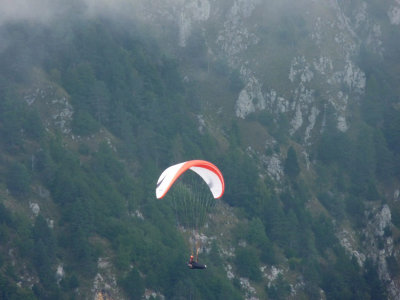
0,6,398,299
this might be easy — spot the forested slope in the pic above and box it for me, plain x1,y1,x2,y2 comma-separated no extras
0,1,399,299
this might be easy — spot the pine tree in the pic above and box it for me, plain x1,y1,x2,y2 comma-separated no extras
284,146,300,179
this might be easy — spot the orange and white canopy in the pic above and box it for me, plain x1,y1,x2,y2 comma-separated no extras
156,160,225,199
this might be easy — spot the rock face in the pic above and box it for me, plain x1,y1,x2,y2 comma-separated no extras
130,1,400,297
12,1,398,299
29,202,40,217
211,0,368,143
178,0,210,47
120,3,400,300
236,76,265,119
92,257,122,299
24,84,73,134
133,1,386,149
55,264,64,284
363,205,400,300
388,1,400,25
337,204,400,299
133,1,380,192
338,228,366,267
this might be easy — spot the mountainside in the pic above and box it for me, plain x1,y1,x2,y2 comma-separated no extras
0,0,400,299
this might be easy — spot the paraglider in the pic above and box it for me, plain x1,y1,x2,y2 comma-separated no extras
156,160,225,269
187,249,207,269
156,160,224,200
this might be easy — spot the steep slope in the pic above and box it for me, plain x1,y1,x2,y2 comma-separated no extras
135,0,400,298
0,1,400,299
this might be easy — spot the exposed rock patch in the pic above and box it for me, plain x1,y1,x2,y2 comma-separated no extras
388,1,400,25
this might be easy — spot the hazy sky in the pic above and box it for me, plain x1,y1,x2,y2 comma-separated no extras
0,0,59,24
0,0,140,26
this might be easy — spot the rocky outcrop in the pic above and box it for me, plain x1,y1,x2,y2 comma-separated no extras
24,84,73,134
363,205,400,299
55,264,64,284
336,204,400,299
29,202,40,217
178,0,210,47
92,257,122,300
388,0,400,25
236,74,265,119
367,205,399,299
338,228,366,267
12,1,398,299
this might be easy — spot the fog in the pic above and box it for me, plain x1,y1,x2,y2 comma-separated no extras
0,0,155,61
0,0,143,26
0,0,58,25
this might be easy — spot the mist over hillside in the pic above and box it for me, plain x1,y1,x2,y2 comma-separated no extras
0,0,399,299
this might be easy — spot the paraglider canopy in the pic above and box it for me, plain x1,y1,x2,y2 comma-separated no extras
156,160,225,199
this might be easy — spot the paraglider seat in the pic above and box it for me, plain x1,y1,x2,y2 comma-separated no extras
187,261,207,269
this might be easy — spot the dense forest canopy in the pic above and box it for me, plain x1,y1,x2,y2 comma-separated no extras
0,1,399,299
